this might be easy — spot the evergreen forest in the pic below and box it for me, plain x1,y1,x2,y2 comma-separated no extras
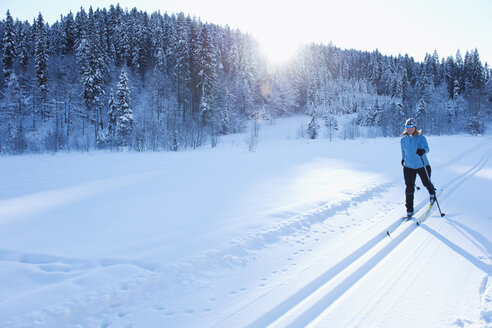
1,5,491,154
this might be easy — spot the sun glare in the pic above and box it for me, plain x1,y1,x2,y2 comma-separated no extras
258,37,300,66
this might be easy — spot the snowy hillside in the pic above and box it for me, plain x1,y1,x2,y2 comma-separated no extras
0,116,491,328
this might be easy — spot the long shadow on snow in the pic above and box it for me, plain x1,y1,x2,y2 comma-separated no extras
421,225,491,275
446,218,492,259
244,220,417,327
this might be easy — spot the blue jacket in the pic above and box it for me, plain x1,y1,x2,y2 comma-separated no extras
401,134,430,169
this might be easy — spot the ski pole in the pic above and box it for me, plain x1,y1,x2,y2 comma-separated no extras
419,155,445,217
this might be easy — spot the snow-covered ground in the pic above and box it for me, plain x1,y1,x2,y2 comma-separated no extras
0,116,491,328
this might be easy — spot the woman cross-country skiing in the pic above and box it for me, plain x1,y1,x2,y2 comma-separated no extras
400,118,436,218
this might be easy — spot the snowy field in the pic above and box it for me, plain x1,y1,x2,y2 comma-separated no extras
0,116,491,328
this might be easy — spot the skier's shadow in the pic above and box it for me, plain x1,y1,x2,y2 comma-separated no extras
421,221,491,275
447,217,492,255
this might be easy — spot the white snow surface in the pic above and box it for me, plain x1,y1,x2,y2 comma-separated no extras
0,116,491,328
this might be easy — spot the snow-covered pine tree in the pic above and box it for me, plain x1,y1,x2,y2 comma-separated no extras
368,49,381,88
415,66,433,130
175,12,191,121
74,8,88,47
188,17,201,118
463,51,473,93
469,49,485,90
116,12,132,67
463,49,485,135
267,71,297,117
415,96,426,122
198,24,219,128
107,89,117,143
4,72,27,153
77,7,109,141
444,56,457,99
372,98,382,126
4,72,20,120
453,50,464,95
444,78,463,132
163,13,177,76
116,70,133,146
34,13,49,123
430,50,441,86
2,10,15,81
61,11,75,54
356,106,372,126
130,18,141,73
396,61,408,102
136,12,151,82
383,100,405,136
324,110,338,142
307,110,320,139
34,13,49,94
306,49,322,113
236,33,257,117
17,21,31,70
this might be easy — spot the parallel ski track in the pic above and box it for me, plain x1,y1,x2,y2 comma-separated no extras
243,144,492,328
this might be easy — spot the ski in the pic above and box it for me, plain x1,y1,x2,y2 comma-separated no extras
387,189,444,236
416,201,434,225
416,188,445,225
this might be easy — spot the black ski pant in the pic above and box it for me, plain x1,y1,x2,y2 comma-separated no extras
404,165,435,213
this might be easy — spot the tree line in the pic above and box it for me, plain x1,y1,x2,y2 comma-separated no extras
1,5,491,154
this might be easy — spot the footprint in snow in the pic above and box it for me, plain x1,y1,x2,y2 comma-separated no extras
117,310,130,317
107,300,121,308
451,318,472,327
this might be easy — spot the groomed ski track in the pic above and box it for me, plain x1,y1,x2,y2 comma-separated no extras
214,141,492,328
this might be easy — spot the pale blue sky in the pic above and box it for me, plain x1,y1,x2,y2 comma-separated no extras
2,0,491,64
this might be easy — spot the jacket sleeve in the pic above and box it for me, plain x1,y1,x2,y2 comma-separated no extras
421,136,430,154
400,138,405,160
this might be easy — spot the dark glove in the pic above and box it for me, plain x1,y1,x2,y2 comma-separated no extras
416,148,425,156
401,159,405,166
